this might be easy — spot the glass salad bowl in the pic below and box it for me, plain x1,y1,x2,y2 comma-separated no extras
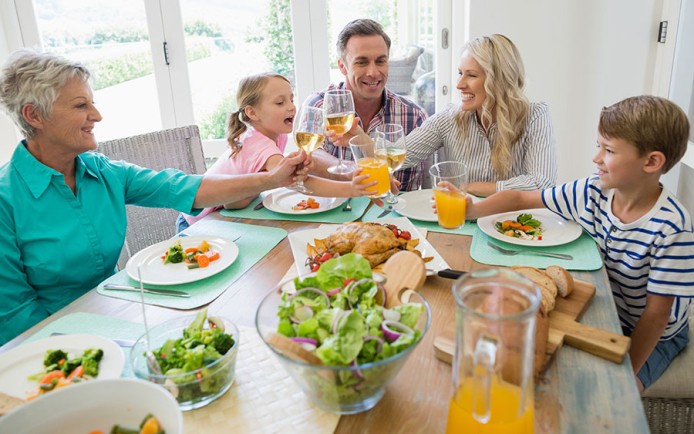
255,253,432,414
130,310,239,411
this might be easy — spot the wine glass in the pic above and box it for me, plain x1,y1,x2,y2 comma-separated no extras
375,123,407,211
324,89,356,175
293,105,325,193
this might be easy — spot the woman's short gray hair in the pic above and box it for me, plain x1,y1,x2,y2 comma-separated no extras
0,49,90,138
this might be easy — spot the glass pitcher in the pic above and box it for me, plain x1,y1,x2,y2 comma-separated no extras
446,268,540,434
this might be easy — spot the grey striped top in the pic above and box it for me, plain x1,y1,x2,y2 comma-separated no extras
403,102,557,191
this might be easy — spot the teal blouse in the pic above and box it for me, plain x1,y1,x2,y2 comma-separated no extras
0,141,203,345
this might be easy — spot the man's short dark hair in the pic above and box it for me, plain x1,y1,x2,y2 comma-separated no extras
336,19,391,59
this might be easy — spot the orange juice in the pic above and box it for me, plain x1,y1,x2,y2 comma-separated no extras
434,189,466,229
446,376,534,434
357,157,389,198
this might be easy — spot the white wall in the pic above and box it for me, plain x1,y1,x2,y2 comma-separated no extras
466,0,662,184
0,2,22,163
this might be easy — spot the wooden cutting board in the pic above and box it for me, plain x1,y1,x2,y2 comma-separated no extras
433,279,631,372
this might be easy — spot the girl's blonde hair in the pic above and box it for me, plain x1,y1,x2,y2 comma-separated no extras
454,34,529,178
227,72,290,157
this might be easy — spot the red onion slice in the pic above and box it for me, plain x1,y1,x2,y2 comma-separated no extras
326,286,342,296
381,320,414,343
290,337,318,351
363,334,384,354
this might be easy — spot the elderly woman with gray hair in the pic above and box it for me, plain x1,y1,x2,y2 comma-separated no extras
0,50,306,345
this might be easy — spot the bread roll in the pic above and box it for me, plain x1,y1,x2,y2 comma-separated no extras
544,265,575,297
511,266,558,312
534,303,550,380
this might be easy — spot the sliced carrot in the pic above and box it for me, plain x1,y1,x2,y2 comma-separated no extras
196,254,210,268
54,377,73,389
89,431,105,434
140,416,161,434
509,221,522,229
40,370,65,384
308,201,320,209
519,225,535,232
185,247,199,254
207,252,220,262
67,365,84,379
501,220,512,230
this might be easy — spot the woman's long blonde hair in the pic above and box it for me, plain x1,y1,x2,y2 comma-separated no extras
227,72,290,157
455,34,529,178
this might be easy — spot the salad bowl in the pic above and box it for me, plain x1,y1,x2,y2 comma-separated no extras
130,310,239,411
255,253,432,414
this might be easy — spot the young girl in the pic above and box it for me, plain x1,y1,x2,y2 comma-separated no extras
178,72,373,231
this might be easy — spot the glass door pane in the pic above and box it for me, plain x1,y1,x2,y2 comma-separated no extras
326,0,436,114
179,0,295,159
33,0,162,141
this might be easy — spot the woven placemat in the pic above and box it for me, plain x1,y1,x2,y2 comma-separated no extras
220,193,370,223
470,227,603,271
361,204,477,235
97,221,287,309
184,325,339,434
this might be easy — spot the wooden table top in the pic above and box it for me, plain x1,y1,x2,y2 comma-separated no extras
1,212,650,434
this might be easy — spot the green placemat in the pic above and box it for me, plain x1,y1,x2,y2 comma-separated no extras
27,312,142,378
361,204,477,235
470,227,602,271
220,194,371,223
97,220,287,309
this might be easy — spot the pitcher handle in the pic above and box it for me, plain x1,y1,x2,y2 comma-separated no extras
472,334,498,424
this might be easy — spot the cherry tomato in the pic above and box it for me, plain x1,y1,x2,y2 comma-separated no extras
343,278,356,287
399,230,412,240
310,262,320,272
318,252,333,263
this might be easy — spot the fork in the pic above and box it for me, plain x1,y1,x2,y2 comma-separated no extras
487,242,573,260
342,198,352,212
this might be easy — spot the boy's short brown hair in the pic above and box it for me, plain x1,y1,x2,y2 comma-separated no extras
598,95,690,173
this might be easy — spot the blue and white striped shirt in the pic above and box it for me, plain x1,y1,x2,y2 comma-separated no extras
542,176,694,339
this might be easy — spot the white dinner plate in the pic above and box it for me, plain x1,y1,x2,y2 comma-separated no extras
477,208,583,247
287,217,450,275
0,334,124,400
125,235,239,285
396,189,481,222
262,188,347,215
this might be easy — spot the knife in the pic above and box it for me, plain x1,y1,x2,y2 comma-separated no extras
253,201,265,210
102,283,191,298
437,269,466,279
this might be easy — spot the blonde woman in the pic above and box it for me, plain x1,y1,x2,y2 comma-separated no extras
403,34,557,197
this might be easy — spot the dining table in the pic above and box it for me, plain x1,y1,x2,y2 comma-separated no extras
0,209,651,434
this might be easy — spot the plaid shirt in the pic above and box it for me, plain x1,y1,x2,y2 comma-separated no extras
305,83,428,191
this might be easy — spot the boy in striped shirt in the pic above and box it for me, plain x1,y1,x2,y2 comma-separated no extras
466,95,694,391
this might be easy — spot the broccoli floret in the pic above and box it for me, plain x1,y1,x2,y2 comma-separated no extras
163,240,184,264
61,357,82,375
183,308,208,339
82,348,104,362
43,349,68,367
81,357,100,377
211,331,235,355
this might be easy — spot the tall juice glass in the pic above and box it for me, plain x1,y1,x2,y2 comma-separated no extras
429,161,468,229
447,268,540,434
349,133,389,199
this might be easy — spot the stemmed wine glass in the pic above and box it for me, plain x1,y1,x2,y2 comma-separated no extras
375,123,407,211
324,89,356,175
292,105,325,193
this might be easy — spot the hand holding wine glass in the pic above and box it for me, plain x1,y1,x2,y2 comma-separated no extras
324,89,356,175
292,105,325,193
375,123,407,211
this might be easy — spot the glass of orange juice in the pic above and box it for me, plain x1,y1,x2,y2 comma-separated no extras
429,161,468,229
447,268,540,434
349,133,390,199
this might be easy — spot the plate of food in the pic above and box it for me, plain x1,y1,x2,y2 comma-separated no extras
125,235,239,285
262,188,347,214
396,189,481,222
0,334,124,402
287,217,450,275
477,208,583,247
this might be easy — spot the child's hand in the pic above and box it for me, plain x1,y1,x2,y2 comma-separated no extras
301,152,316,174
350,167,378,197
390,177,401,194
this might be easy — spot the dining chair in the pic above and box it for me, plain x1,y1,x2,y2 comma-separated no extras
97,125,207,270
641,315,694,434
387,45,425,96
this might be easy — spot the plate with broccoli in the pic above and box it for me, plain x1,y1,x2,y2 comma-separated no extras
477,208,583,247
0,334,124,400
125,235,240,285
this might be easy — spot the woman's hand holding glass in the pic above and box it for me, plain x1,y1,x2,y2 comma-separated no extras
292,105,325,193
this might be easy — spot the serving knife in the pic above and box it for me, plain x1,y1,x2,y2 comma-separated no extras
253,201,265,210
102,283,190,298
437,269,466,279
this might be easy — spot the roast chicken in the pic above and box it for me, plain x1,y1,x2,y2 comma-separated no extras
313,222,410,268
